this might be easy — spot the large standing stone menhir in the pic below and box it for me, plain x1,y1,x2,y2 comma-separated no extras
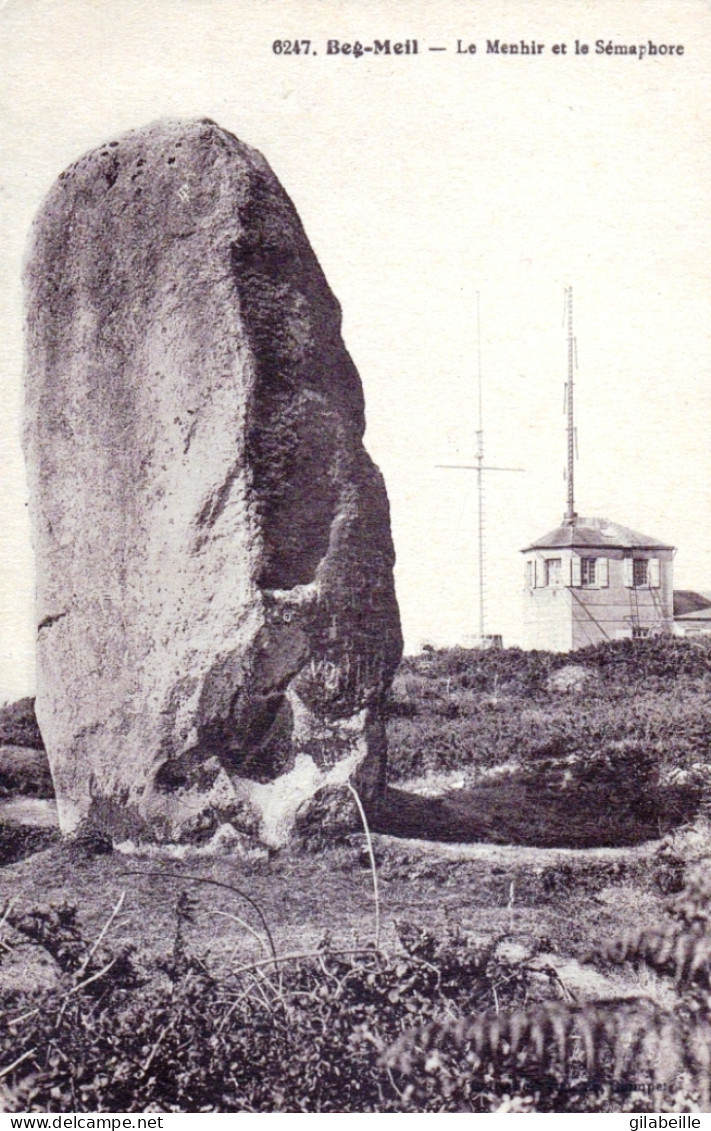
23,118,402,848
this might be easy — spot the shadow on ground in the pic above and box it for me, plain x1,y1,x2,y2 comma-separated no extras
0,725,700,856
369,780,700,849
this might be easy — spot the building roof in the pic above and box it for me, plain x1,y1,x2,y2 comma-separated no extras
674,590,711,617
521,516,675,553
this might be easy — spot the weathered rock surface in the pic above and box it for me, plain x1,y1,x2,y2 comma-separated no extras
23,118,402,848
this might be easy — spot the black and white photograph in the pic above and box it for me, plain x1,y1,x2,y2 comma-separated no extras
0,0,710,1115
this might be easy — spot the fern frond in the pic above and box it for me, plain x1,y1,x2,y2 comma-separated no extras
591,924,711,985
383,997,692,1091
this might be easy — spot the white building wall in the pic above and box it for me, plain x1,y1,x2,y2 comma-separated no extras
522,562,574,651
571,549,673,649
673,618,711,637
522,548,674,652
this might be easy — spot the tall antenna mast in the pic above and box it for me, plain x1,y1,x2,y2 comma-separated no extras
437,294,524,641
564,285,577,524
475,293,485,638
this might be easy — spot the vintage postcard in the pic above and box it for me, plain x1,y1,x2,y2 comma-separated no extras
0,0,709,1116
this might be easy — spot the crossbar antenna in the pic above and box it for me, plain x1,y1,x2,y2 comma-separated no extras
436,294,524,639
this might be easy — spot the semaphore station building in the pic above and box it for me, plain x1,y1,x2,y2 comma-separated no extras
521,515,675,652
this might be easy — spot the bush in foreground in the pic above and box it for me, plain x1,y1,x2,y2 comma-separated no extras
2,865,711,1113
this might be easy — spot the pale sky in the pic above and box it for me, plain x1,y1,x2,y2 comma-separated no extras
1,0,710,700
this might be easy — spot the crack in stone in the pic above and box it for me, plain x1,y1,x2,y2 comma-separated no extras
37,611,68,633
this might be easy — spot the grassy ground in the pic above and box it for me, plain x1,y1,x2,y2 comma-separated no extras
0,833,673,981
1,637,711,1110
0,826,705,1112
384,637,711,846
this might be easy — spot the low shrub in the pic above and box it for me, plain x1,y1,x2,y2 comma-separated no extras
0,825,59,867
384,862,711,1113
0,907,545,1113
4,864,711,1113
0,698,44,750
387,641,711,797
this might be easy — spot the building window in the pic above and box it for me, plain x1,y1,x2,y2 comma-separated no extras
525,560,535,588
545,558,562,587
633,559,648,587
581,557,597,587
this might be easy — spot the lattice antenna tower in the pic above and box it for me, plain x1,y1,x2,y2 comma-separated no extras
437,294,524,639
474,295,487,638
